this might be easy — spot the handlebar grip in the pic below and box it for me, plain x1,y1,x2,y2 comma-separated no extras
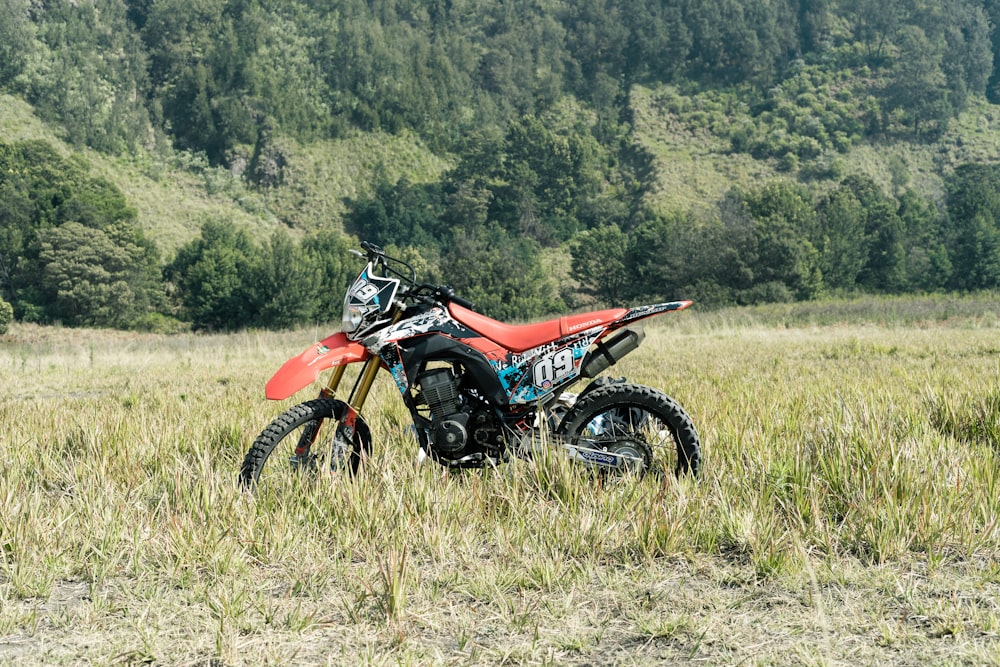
449,293,475,311
360,240,384,257
435,286,474,311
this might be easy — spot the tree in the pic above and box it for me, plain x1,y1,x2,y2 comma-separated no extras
247,231,321,329
840,176,907,291
301,230,358,323
738,181,818,237
843,0,906,60
0,0,35,88
797,0,829,54
944,164,1000,290
815,186,868,290
166,219,261,330
734,183,823,300
619,208,754,306
884,26,951,137
26,0,152,153
622,1,691,84
0,177,34,304
0,139,162,326
344,176,445,248
38,222,160,328
629,211,703,301
561,0,629,108
938,2,993,107
0,296,12,335
440,224,560,321
142,0,257,162
750,214,823,301
570,225,632,307
897,188,950,290
984,0,1000,102
681,0,799,84
492,115,603,244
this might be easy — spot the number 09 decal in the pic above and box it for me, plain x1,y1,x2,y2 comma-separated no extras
351,279,380,303
532,348,575,388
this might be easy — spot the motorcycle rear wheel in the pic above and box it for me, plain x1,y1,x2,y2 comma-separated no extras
558,382,701,477
239,398,371,489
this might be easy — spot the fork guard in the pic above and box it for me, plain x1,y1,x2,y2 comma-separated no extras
265,332,371,400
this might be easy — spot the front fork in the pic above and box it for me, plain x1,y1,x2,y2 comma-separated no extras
295,356,382,471
302,342,385,469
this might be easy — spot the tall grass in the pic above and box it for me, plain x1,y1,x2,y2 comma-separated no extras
2,301,1000,665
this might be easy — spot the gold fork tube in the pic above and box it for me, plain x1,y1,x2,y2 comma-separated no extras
321,364,348,397
341,306,402,410
349,355,383,411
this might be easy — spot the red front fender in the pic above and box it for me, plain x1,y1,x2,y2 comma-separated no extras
265,332,371,400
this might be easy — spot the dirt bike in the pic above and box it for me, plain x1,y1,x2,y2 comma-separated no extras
239,241,701,488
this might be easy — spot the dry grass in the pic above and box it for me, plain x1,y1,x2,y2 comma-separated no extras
2,300,1000,666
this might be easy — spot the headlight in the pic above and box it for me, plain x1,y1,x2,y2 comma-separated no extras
342,303,364,333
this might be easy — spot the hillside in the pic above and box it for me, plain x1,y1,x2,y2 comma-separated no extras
632,85,1000,214
0,93,450,257
8,84,1000,258
0,93,274,257
6,0,1000,329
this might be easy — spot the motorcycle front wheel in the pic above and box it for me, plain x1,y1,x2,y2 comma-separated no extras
239,398,371,489
558,382,701,477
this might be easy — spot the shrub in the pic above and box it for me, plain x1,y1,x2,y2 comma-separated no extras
739,281,794,305
0,297,12,335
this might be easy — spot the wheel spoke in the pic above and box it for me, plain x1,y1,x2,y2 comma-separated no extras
560,382,701,477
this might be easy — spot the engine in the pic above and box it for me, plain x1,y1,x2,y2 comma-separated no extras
416,367,504,460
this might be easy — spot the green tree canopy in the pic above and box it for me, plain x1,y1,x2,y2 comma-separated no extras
38,222,159,328
945,163,1000,290
166,219,261,330
570,225,632,307
0,296,12,335
439,224,561,321
0,139,163,327
815,186,868,290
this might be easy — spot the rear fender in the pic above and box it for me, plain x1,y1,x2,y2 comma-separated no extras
265,332,371,400
619,300,692,326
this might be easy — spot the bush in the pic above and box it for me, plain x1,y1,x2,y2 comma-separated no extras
0,297,12,335
739,281,794,305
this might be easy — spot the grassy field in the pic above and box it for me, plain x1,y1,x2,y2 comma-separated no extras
2,297,1000,666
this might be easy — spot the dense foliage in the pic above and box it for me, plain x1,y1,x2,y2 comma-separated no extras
0,140,163,328
164,222,359,330
3,0,996,163
4,1,1000,329
570,176,958,307
0,297,11,335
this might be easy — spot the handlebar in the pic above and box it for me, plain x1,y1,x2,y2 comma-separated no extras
355,241,416,285
403,283,475,312
360,240,384,259
440,287,475,310
353,241,475,311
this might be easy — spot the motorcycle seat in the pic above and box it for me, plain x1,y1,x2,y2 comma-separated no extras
448,302,628,353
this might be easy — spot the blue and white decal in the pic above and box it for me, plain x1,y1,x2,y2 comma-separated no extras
343,262,401,338
502,332,601,405
378,344,410,394
347,267,399,314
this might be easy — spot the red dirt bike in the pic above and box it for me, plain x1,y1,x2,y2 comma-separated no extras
239,242,701,487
